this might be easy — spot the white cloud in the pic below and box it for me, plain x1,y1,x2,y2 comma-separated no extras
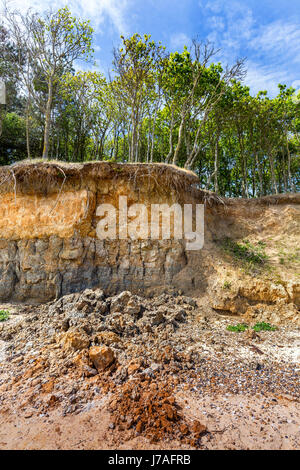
205,0,223,14
292,80,300,89
245,61,289,96
250,21,300,63
1,0,131,34
208,15,225,31
170,32,190,50
201,1,300,96
200,0,255,66
206,0,254,33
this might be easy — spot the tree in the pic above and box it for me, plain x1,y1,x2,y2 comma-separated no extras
112,34,165,162
5,6,94,159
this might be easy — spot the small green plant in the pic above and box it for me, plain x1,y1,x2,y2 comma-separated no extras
0,310,9,322
220,238,269,273
223,281,232,289
277,248,300,266
252,322,277,332
226,323,249,332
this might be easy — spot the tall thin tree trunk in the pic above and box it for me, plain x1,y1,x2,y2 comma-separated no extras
56,132,59,160
269,150,278,194
25,97,31,159
131,107,139,162
173,114,185,165
286,133,295,192
42,76,53,160
146,117,151,163
165,111,174,163
150,108,158,163
0,107,3,138
135,124,140,162
213,132,220,194
255,152,263,196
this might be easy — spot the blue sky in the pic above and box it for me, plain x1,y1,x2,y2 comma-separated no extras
5,0,300,96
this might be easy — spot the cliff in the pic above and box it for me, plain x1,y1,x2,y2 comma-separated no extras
0,161,299,326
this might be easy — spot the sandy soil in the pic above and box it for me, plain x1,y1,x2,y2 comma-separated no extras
0,290,299,450
0,391,299,450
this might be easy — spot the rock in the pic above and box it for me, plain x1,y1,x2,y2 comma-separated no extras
110,291,132,314
114,366,128,384
61,327,90,351
82,365,98,377
127,361,141,376
141,367,155,378
239,281,288,303
95,300,108,315
96,331,121,345
192,420,207,438
183,297,198,308
171,308,186,322
124,296,141,316
151,311,165,326
244,329,261,342
89,345,115,371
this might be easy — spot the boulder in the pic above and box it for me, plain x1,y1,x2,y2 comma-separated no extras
110,291,132,313
89,345,115,371
61,327,90,350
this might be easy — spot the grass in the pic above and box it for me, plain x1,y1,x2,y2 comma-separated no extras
223,281,232,289
0,310,9,322
220,238,269,273
277,248,300,266
226,321,277,332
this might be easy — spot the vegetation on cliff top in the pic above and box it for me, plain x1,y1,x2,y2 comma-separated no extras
0,6,299,198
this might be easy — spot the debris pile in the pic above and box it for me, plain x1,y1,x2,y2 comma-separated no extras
0,287,299,448
108,378,207,446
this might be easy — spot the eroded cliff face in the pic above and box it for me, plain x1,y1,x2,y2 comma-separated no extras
0,162,299,325
0,163,189,302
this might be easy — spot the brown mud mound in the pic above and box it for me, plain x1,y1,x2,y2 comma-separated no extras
108,377,206,446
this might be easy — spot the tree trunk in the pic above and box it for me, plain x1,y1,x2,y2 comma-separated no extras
285,133,295,192
213,132,220,194
130,106,139,163
25,96,31,159
150,107,158,163
269,150,278,194
165,111,174,163
173,114,185,165
184,112,209,169
135,124,140,162
42,76,54,160
255,152,263,196
146,117,151,163
0,108,3,138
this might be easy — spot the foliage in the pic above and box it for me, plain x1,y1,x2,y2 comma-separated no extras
226,321,277,332
0,6,299,197
221,238,269,270
252,322,277,332
0,310,9,321
223,281,232,289
226,323,249,332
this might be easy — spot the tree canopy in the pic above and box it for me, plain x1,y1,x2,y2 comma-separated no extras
0,6,299,197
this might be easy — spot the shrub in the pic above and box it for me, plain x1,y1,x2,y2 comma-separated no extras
221,238,268,265
0,310,9,322
226,323,249,332
252,322,277,332
223,281,232,289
